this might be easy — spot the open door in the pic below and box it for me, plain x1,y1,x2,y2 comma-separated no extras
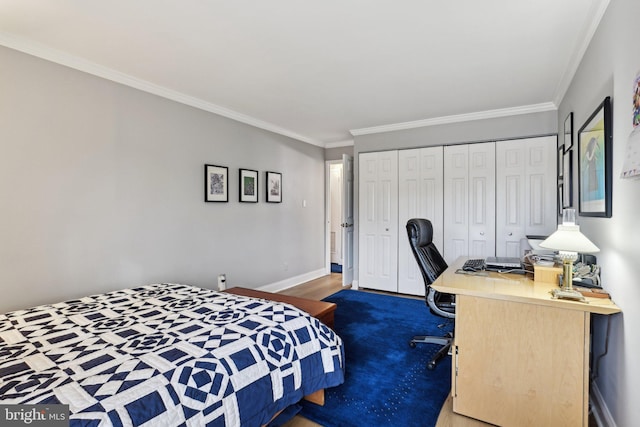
341,154,354,286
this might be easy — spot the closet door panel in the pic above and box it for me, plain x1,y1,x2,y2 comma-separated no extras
468,142,496,258
363,234,376,276
398,149,421,296
525,137,557,237
420,148,444,252
496,136,557,257
358,151,398,292
359,153,379,287
444,145,469,265
496,140,526,257
398,147,443,296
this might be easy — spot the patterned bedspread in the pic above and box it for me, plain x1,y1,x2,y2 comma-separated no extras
0,284,345,426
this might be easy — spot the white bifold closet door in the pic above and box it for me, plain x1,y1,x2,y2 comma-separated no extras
443,142,496,265
398,147,444,296
358,151,398,292
496,136,557,257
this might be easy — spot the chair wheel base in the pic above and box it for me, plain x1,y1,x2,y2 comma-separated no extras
427,362,436,370
409,341,416,348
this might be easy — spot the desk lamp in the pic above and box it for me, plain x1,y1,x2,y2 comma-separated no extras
539,208,599,300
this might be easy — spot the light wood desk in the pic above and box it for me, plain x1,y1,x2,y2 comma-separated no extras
432,258,620,427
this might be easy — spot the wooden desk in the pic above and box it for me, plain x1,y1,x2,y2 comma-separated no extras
224,287,337,329
432,258,620,427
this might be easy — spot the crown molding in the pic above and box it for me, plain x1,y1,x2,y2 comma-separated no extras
325,139,354,148
0,32,326,148
350,102,558,136
553,0,610,106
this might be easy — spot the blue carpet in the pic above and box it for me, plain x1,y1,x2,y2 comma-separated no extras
299,290,452,427
331,263,343,273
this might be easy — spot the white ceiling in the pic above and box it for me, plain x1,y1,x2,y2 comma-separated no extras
0,1,609,147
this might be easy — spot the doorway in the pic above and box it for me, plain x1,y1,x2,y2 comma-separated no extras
329,162,343,272
325,155,354,287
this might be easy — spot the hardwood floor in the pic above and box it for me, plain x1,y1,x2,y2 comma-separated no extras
278,272,346,300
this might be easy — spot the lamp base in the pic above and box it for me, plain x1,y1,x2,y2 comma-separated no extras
551,288,586,301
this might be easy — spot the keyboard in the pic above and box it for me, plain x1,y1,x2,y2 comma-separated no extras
462,258,486,272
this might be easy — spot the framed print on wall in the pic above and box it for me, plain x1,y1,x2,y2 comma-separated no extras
563,149,573,208
239,168,258,203
558,183,564,216
578,96,613,217
266,171,282,203
557,145,564,179
564,112,574,152
204,164,228,202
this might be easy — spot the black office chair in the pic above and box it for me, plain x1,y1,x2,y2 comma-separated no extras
406,218,456,370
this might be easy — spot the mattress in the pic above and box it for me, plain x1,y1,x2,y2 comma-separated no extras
0,283,345,426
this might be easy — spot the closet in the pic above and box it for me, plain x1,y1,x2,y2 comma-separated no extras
358,136,556,296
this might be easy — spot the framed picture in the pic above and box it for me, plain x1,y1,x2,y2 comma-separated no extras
578,96,612,217
557,145,564,179
563,150,573,208
239,168,259,203
564,112,574,152
204,164,228,202
266,171,282,203
558,183,564,216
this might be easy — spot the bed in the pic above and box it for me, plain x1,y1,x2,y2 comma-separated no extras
0,283,345,426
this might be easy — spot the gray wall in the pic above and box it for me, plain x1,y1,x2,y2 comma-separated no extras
0,46,326,314
354,110,557,152
558,0,639,424
324,145,354,161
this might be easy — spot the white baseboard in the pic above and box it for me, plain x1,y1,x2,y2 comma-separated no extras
257,269,327,294
591,381,617,427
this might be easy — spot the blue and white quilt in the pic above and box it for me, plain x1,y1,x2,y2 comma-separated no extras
0,284,345,426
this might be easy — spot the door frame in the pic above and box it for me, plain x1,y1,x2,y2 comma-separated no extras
324,160,344,274
325,159,342,275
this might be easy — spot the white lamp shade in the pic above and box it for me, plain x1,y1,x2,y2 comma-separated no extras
539,224,600,253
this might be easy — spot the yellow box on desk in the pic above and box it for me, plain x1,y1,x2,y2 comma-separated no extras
533,263,562,284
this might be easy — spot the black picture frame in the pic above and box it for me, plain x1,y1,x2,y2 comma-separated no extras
564,112,574,152
557,145,564,179
558,183,564,216
266,171,282,203
563,150,573,208
578,96,613,217
204,164,228,202
239,168,259,203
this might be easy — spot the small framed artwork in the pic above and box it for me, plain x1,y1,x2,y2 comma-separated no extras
558,183,564,216
563,150,573,208
557,145,564,179
564,112,574,152
239,168,259,203
266,171,282,203
578,96,613,217
204,164,228,202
